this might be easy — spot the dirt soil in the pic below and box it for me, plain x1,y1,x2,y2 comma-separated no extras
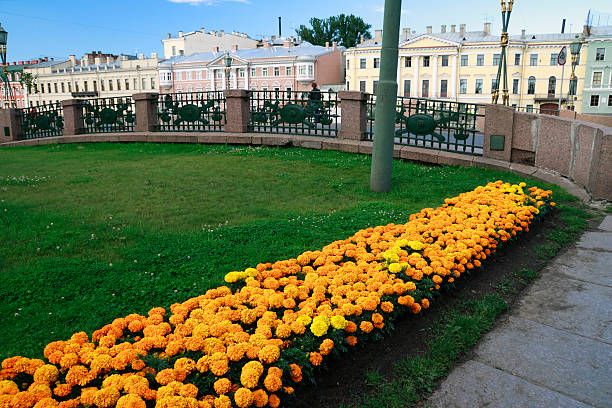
287,209,597,408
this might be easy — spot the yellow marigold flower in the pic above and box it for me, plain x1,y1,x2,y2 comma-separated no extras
116,394,146,408
234,388,254,408
240,361,264,389
245,267,259,277
0,380,19,395
296,315,312,326
92,387,120,408
330,315,348,330
407,241,425,251
31,364,59,384
388,263,402,274
310,318,329,337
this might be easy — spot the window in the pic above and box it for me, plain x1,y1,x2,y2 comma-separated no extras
250,68,256,77
151,78,156,89
239,69,245,78
441,55,449,67
590,95,599,106
512,78,519,94
373,58,380,68
461,55,468,66
373,80,379,94
117,79,121,91
54,83,58,93
125,79,130,90
477,54,484,66
216,71,223,79
286,67,291,76
262,67,268,76
530,54,538,66
423,56,430,67
360,58,366,69
109,80,113,91
346,82,349,90
206,70,211,79
405,56,412,67
142,78,147,90
196,71,202,80
608,95,612,106
47,83,51,93
308,65,313,76
274,67,280,76
84,81,88,92
515,54,521,65
493,54,501,66
459,79,467,94
527,76,536,94
422,79,429,97
596,48,605,61
475,79,483,94
548,76,556,97
592,71,602,86
298,65,306,75
440,79,448,97
101,80,105,91
526,104,534,113
550,53,558,65
491,78,499,92
133,78,138,90
61,82,65,93
94,81,98,92
185,72,192,80
346,60,350,70
172,46,177,56
359,81,366,92
403,79,411,96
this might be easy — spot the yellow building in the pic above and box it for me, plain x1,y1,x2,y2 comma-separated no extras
345,23,596,113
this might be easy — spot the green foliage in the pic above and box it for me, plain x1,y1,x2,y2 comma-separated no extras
296,14,372,48
18,72,37,94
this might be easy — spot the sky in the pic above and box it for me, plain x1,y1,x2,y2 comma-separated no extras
0,0,611,62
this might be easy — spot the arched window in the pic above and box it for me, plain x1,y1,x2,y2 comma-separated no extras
527,76,536,95
548,76,556,97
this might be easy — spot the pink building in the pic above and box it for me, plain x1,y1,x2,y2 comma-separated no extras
158,40,345,94
0,59,41,108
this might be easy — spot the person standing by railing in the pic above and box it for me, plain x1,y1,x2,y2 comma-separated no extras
308,82,322,123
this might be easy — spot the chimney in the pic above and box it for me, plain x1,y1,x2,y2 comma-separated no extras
210,30,216,35
426,26,432,34
220,30,224,36
484,22,491,35
583,25,591,36
231,44,238,51
212,46,220,53
263,41,271,49
94,57,101,65
441,25,447,33
201,27,205,33
325,41,330,50
402,28,409,41
460,24,466,36
138,53,144,60
178,31,183,37
451,24,456,33
179,50,184,56
167,33,171,39
332,41,338,51
120,55,128,61
283,40,291,47
375,29,382,41
360,34,364,44
151,52,159,59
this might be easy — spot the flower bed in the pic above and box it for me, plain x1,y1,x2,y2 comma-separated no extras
0,181,555,408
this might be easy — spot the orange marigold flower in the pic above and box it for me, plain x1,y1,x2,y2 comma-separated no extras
344,321,357,333
213,378,232,395
309,352,323,366
411,303,422,314
53,384,72,398
234,388,253,408
213,395,232,408
359,321,373,334
421,298,430,309
65,365,90,387
179,383,198,398
258,345,280,365
116,394,146,408
380,301,394,313
240,361,264,389
252,389,268,407
263,374,282,393
31,397,58,408
155,369,175,386
371,313,384,325
32,365,58,385
92,387,120,408
319,339,334,356
346,336,358,346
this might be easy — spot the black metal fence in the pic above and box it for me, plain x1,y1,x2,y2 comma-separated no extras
18,102,64,139
157,92,225,132
366,96,485,155
249,90,339,137
81,97,136,133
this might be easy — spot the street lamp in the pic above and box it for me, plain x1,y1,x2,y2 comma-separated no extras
224,53,232,90
492,0,513,105
0,22,15,108
568,35,583,110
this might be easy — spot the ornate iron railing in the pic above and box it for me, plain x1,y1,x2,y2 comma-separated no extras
366,96,485,155
157,92,225,132
18,102,64,139
249,90,339,137
81,97,135,133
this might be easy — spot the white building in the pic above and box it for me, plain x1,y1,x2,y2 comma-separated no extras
162,29,259,59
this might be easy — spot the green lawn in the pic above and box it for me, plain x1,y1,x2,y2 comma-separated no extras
0,143,577,359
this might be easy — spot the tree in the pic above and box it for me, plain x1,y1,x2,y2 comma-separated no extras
296,14,372,48
19,72,37,94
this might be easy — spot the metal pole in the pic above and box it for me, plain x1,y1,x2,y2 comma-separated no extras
558,63,565,111
370,0,402,192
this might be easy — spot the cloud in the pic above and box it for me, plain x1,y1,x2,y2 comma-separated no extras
169,0,250,5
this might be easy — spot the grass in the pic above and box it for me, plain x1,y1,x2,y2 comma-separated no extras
341,295,509,408
0,143,580,360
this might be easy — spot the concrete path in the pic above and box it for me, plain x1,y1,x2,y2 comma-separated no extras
428,216,612,408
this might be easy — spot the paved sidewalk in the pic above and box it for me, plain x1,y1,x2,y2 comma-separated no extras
428,216,612,408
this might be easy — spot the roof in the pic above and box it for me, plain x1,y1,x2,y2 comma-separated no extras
160,42,345,66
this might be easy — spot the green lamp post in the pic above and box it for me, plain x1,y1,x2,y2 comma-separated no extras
492,0,513,105
224,52,232,90
0,22,15,108
370,0,402,192
568,35,583,110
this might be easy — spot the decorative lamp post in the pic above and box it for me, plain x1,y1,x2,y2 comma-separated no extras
492,0,513,106
224,53,232,90
568,35,583,110
0,22,15,108
370,0,402,192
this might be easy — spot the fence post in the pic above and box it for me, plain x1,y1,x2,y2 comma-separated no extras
133,93,159,132
337,91,369,141
0,108,22,142
483,104,515,161
61,99,85,136
224,89,250,133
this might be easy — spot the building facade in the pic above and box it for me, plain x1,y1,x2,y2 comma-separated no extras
581,27,612,114
24,51,161,106
344,23,612,114
158,41,344,94
1,59,41,108
162,29,259,59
